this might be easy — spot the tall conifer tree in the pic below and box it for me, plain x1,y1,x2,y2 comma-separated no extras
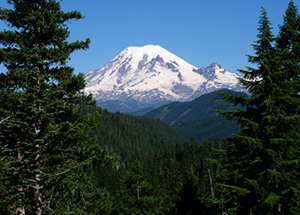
119,160,162,215
277,0,300,115
0,0,109,214
219,6,300,214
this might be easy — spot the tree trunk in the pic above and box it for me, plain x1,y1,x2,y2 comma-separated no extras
208,169,215,198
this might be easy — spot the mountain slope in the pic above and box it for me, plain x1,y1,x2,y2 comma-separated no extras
145,89,247,142
84,45,244,112
85,107,186,164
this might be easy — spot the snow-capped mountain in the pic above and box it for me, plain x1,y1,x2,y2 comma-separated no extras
84,45,243,112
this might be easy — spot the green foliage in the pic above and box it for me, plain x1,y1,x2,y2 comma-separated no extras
219,3,300,214
173,115,238,143
277,1,300,100
119,160,162,215
145,89,247,143
87,107,185,165
80,107,186,213
0,1,111,214
141,141,225,215
53,172,113,215
80,108,239,215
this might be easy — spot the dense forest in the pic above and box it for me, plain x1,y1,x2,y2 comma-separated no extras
145,89,247,142
82,107,227,214
1,0,300,214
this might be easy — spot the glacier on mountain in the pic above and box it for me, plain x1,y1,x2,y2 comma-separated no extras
84,45,243,111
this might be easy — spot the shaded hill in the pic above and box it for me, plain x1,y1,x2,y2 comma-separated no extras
85,107,186,164
145,89,247,142
96,99,168,114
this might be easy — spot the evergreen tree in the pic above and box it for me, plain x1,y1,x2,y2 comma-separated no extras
276,0,300,115
0,1,110,214
119,160,162,215
54,172,114,215
219,6,300,214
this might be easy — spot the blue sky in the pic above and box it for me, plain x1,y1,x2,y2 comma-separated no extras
0,0,297,75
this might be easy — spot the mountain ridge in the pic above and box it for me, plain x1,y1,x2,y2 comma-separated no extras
145,89,247,142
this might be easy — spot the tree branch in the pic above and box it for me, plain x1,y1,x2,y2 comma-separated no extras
0,116,10,124
54,156,95,177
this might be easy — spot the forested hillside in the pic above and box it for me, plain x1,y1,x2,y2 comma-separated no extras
145,89,247,142
85,107,186,164
82,107,226,214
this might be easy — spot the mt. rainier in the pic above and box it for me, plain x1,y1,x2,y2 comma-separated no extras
84,45,243,113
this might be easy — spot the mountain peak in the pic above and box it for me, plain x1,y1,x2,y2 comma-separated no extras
124,44,171,57
127,44,164,51
118,44,196,71
208,62,222,69
84,45,244,112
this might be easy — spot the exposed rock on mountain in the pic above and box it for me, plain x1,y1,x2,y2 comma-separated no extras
84,45,244,112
